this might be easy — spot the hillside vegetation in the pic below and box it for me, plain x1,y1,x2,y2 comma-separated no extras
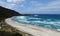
0,6,21,21
0,6,32,36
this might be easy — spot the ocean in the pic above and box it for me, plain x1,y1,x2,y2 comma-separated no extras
12,14,60,31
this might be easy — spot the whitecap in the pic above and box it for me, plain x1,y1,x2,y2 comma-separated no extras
16,16,26,19
34,15,38,16
44,25,52,28
56,29,60,31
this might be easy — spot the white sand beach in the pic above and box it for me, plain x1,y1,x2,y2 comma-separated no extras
5,18,60,36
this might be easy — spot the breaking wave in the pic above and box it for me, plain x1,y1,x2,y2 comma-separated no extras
12,15,60,31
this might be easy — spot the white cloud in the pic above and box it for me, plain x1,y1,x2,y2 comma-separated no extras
0,1,16,9
30,1,44,7
5,4,15,9
7,0,25,4
27,0,60,14
0,0,25,9
0,0,60,14
0,1,3,4
6,0,25,8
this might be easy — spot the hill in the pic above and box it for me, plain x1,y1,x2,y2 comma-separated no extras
0,6,21,21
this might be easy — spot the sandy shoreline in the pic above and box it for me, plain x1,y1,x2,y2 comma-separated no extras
5,18,60,36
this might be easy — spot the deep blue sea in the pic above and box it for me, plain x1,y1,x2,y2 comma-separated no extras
12,14,60,31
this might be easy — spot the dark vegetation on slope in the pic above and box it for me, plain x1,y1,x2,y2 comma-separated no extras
0,21,32,36
0,6,22,36
0,6,21,21
0,6,32,21
0,21,23,36
0,6,32,36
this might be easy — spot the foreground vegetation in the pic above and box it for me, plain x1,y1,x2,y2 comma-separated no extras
0,21,32,36
0,6,33,36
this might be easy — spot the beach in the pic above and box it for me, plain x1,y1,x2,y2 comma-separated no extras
5,18,60,36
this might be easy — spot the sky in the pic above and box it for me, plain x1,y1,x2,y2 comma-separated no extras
0,0,60,14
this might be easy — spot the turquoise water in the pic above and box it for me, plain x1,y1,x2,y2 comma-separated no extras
12,15,60,31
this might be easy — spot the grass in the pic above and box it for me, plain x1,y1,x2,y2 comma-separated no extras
0,21,33,36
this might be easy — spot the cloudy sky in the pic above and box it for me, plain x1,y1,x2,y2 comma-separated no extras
0,0,60,14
